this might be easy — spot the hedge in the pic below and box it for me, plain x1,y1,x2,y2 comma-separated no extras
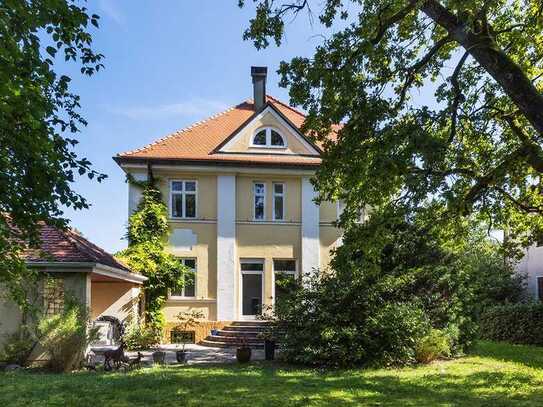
479,303,543,345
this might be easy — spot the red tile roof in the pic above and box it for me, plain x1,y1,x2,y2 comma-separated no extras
22,223,131,272
115,95,339,168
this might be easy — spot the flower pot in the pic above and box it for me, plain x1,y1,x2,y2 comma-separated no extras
176,350,187,363
236,347,252,363
264,340,275,361
152,351,166,365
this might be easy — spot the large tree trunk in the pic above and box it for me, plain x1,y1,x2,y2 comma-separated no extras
421,0,543,136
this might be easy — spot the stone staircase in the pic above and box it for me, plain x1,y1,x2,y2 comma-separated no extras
200,321,270,348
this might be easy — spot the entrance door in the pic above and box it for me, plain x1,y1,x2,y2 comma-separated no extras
240,259,264,318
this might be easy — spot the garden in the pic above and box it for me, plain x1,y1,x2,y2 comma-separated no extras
1,341,543,406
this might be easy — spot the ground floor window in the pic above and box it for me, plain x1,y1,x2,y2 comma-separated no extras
273,259,297,306
170,258,196,298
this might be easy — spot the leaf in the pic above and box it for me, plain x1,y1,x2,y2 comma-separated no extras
46,46,57,57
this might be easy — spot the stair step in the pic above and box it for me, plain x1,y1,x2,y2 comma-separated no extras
200,340,263,349
206,335,263,344
230,321,271,326
223,325,268,332
215,330,261,337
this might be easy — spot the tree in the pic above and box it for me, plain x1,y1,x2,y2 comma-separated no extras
1,1,105,305
240,0,543,244
116,175,186,336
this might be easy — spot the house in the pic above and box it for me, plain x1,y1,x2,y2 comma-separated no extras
517,245,543,301
0,223,146,358
114,66,343,343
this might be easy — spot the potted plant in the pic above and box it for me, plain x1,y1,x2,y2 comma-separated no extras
257,328,276,361
152,349,166,364
236,336,252,363
174,310,204,363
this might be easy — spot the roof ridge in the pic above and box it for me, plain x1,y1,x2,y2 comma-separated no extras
266,94,307,119
63,227,131,270
118,103,241,157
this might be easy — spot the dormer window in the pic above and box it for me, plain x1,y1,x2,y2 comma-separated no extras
251,127,286,148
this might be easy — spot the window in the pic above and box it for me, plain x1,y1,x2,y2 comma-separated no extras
273,259,296,273
271,130,284,146
337,200,365,223
43,277,64,317
538,277,543,302
254,182,266,220
170,258,196,298
253,129,267,145
273,259,297,305
273,183,285,220
170,180,197,218
250,127,286,148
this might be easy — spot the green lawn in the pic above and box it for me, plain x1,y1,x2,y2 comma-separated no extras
1,341,543,406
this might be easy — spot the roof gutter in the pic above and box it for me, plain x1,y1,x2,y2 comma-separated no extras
113,156,321,171
26,261,147,284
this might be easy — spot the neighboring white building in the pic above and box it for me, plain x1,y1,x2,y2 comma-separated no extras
517,245,543,300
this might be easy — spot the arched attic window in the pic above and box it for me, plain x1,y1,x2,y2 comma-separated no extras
251,127,286,148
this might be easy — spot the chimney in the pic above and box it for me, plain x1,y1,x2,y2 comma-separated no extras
251,66,267,111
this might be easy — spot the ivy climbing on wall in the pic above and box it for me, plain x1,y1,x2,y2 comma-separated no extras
116,172,186,337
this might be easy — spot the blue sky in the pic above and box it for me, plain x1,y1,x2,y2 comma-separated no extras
61,1,329,253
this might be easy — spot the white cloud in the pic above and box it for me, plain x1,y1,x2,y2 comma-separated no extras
108,99,230,120
98,0,126,27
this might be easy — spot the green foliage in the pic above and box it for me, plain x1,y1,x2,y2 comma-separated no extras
123,323,160,351
480,303,543,346
0,1,105,308
0,325,35,366
270,205,521,367
415,328,453,364
116,176,186,332
37,295,99,373
240,0,543,251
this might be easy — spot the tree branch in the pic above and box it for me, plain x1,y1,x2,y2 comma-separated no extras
448,51,469,143
397,34,452,106
463,147,525,209
421,0,543,136
372,0,420,45
494,186,543,214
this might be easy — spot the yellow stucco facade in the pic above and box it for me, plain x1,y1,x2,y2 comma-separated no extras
136,166,342,324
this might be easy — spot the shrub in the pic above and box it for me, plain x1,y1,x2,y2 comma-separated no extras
0,326,35,365
270,208,483,368
124,323,160,351
37,296,99,372
479,303,543,345
415,328,452,364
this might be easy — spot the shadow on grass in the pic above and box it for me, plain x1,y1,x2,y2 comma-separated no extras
472,340,543,370
1,360,543,407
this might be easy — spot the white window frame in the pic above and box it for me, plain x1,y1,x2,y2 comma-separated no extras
272,182,285,221
250,127,287,148
169,258,197,299
272,259,297,307
337,200,365,223
239,258,265,320
253,182,266,221
170,180,198,219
